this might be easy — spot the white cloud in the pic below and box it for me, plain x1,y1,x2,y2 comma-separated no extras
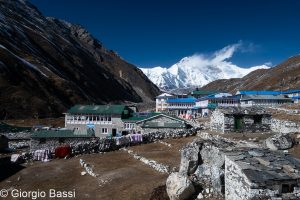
182,41,270,70
211,43,241,64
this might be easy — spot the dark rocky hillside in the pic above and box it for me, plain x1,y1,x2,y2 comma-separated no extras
0,0,160,119
201,55,300,93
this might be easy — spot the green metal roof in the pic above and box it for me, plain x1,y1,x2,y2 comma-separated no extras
122,113,161,122
0,122,31,133
31,129,95,138
207,103,217,109
191,90,219,95
136,113,187,124
66,105,126,115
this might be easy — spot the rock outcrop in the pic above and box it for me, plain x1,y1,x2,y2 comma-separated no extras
166,172,195,200
166,133,235,199
179,142,201,175
265,134,294,150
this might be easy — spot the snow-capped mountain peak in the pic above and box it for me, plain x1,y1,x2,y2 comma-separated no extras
140,44,270,90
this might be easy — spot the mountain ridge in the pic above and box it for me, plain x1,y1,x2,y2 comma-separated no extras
0,0,160,119
200,55,300,92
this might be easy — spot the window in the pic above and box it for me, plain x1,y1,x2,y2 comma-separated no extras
39,138,46,144
125,123,134,129
282,184,295,193
158,122,164,127
59,138,65,143
254,115,262,124
102,128,108,134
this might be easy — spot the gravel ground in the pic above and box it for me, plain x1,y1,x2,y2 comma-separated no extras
0,136,197,200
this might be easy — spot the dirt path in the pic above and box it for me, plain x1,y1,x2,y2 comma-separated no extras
127,137,195,169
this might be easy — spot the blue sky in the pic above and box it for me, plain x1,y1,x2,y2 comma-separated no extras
29,0,300,68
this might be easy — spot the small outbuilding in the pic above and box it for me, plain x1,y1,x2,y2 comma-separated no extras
135,113,189,133
210,107,272,133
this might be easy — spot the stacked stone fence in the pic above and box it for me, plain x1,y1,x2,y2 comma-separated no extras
26,127,201,161
271,119,300,134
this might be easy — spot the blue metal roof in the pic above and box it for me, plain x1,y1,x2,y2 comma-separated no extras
167,98,196,103
237,90,282,95
282,90,300,94
197,95,240,101
292,96,300,99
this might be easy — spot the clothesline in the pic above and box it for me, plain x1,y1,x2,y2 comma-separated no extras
33,149,51,162
114,133,143,146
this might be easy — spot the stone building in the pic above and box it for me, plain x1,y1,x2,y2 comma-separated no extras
225,149,300,200
210,107,271,133
64,105,133,138
30,129,95,152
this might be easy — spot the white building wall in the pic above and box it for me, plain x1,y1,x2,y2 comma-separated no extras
65,114,124,138
241,100,289,107
155,93,175,112
196,100,209,108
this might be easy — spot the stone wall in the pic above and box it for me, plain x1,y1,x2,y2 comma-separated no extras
224,156,278,200
167,133,300,200
271,118,300,134
138,128,186,135
232,115,271,133
210,109,224,133
225,156,251,200
224,153,300,200
223,115,234,132
30,137,94,152
30,127,201,154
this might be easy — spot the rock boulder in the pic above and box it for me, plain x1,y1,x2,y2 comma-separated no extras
166,172,195,200
265,134,293,150
179,142,201,175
